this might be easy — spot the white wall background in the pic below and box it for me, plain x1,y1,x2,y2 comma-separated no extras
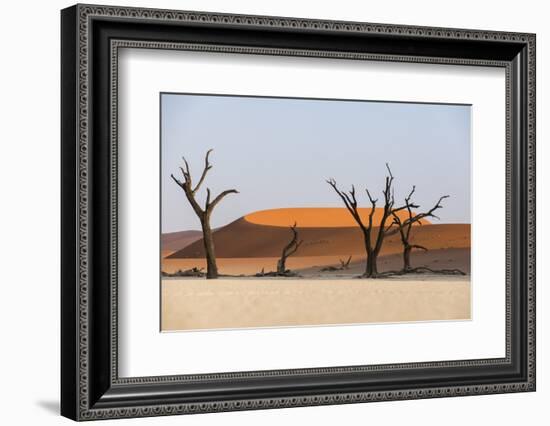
0,0,546,424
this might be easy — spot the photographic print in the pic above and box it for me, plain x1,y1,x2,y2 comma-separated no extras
160,93,471,331
61,6,535,418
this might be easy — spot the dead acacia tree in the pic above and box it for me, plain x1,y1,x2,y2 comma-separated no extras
171,149,238,279
320,255,352,272
327,164,405,278
391,186,449,272
388,188,465,276
339,255,352,270
276,222,303,275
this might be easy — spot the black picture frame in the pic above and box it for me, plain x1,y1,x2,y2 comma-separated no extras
61,4,536,421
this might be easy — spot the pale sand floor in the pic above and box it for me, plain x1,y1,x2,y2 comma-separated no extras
161,277,470,331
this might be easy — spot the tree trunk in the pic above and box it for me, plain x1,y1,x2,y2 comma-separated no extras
365,252,379,277
201,219,218,279
363,235,379,277
403,245,412,271
276,258,286,275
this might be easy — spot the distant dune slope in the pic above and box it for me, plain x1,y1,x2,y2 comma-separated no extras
245,207,430,228
161,230,203,253
167,218,470,259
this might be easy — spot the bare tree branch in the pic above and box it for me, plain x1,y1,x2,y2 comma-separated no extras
326,179,365,229
341,255,352,268
205,187,211,209
375,266,466,277
170,173,184,189
181,157,192,184
410,244,428,251
192,148,213,194
286,239,303,257
385,163,394,179
207,189,239,213
402,195,450,228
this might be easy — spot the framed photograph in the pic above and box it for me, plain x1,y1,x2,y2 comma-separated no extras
61,4,536,421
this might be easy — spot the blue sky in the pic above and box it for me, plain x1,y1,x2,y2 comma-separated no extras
161,93,471,233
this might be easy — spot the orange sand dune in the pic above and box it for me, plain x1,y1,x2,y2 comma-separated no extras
161,230,203,252
168,218,469,259
245,207,430,228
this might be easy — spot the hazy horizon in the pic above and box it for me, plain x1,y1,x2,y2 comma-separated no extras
161,93,471,234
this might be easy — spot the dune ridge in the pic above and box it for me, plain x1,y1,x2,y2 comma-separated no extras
244,207,430,228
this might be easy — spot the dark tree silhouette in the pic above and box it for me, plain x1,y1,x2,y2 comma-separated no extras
320,255,352,272
276,222,303,275
391,186,449,272
339,255,353,270
171,149,238,279
327,164,406,278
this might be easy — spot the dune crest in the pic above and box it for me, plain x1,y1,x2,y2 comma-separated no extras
244,207,430,228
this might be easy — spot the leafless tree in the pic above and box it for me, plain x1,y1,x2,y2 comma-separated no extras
276,222,303,275
320,255,352,272
171,149,238,279
339,255,352,269
391,186,449,272
327,164,405,278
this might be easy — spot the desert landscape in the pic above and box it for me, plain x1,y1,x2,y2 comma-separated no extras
162,208,470,277
161,207,471,331
160,94,472,331
162,207,470,276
